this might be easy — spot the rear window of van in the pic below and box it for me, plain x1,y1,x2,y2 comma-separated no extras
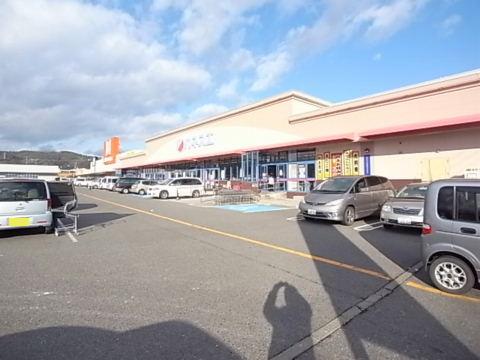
0,181,47,202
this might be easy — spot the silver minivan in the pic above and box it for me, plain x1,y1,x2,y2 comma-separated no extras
422,179,480,294
299,175,395,225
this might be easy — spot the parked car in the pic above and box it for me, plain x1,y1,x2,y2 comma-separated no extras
113,177,143,194
99,176,119,191
381,182,429,229
148,178,204,199
422,178,480,294
74,177,88,187
298,175,395,225
87,178,101,189
130,180,160,195
0,179,76,234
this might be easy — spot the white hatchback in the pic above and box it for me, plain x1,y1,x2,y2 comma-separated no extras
0,179,53,233
148,178,204,199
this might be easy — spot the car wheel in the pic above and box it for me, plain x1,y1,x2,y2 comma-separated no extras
192,190,200,198
44,226,54,234
429,256,475,294
342,206,355,226
122,188,129,194
160,190,169,199
383,224,394,229
139,189,145,195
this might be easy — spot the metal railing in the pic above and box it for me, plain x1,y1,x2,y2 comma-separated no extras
213,189,260,205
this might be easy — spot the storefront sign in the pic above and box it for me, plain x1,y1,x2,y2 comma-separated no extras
331,153,342,177
342,150,352,176
324,152,331,178
352,151,360,175
177,133,215,152
316,153,324,180
104,137,121,165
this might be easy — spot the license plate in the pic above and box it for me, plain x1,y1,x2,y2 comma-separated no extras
8,217,32,227
397,217,411,225
307,209,316,215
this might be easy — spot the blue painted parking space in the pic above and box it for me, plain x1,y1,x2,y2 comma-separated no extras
214,204,288,213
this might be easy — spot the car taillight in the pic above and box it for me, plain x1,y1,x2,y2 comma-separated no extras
47,198,52,211
422,223,432,235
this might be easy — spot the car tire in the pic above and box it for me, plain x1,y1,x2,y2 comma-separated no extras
383,224,394,229
139,189,145,195
122,188,129,194
342,206,355,226
192,190,200,198
429,256,475,294
44,226,54,234
160,190,169,199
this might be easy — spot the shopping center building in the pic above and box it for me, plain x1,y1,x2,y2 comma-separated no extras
87,69,480,193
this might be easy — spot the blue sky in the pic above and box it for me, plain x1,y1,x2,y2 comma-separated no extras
0,0,478,154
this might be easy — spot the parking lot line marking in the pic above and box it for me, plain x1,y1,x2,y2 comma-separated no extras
56,219,78,243
354,222,383,231
80,193,480,303
405,281,480,303
81,193,391,281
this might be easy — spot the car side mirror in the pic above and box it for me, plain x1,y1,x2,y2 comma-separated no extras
359,187,369,193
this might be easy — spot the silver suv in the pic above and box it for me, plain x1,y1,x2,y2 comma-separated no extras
422,179,480,294
299,175,395,226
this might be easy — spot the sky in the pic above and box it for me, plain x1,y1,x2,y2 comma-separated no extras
0,0,479,155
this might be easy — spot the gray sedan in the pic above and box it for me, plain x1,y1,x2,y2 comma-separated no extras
380,183,429,229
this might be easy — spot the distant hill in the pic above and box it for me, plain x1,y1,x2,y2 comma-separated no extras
0,150,97,170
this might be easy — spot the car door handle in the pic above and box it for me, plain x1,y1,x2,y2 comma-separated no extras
460,227,477,235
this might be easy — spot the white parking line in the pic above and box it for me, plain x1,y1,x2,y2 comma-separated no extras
56,219,78,243
354,221,383,231
286,215,305,222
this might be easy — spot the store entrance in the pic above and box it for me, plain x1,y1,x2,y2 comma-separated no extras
260,163,287,191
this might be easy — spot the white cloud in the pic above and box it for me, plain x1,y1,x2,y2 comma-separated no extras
0,0,210,150
250,0,429,91
189,103,229,121
358,0,430,41
177,0,270,55
440,14,462,35
229,48,256,71
217,78,240,100
250,51,292,92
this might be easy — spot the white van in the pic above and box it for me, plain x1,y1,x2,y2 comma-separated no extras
99,176,119,191
148,177,204,199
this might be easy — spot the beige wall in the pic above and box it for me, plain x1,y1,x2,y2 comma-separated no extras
118,71,480,181
372,128,480,180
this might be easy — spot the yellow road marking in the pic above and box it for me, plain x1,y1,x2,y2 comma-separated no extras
405,281,480,303
80,192,480,303
81,193,390,280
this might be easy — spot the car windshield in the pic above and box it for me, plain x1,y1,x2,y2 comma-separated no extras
312,178,356,193
396,184,428,199
0,181,47,202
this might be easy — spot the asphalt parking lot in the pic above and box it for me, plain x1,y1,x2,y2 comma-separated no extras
1,188,479,360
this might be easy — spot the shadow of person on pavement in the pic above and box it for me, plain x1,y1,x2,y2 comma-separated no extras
0,320,242,360
264,282,313,359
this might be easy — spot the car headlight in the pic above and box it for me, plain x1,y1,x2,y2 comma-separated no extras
325,199,343,206
419,208,424,216
382,204,392,212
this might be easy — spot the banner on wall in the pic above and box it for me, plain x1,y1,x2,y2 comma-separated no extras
352,151,360,175
324,152,331,178
316,153,324,180
331,153,342,177
342,150,353,176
